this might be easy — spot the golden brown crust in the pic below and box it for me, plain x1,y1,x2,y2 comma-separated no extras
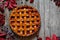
9,5,41,36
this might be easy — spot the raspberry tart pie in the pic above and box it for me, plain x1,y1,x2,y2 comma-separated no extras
9,5,41,36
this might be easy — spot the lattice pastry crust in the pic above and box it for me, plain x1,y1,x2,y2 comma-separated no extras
9,5,41,36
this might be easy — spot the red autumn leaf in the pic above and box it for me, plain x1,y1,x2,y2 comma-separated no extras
4,0,17,10
8,3,13,10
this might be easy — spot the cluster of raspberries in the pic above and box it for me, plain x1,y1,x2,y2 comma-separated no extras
0,0,35,12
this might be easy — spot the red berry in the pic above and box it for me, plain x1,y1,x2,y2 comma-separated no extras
46,37,51,40
52,34,57,40
30,0,34,3
37,37,42,40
